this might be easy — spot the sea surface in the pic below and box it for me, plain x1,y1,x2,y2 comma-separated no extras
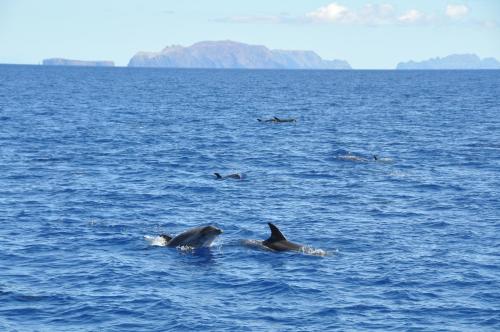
0,65,499,331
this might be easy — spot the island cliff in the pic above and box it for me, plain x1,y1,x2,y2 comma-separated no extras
396,54,500,70
42,58,115,67
128,40,351,69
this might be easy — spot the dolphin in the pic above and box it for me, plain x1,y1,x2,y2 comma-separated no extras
272,116,296,123
160,225,223,248
261,223,305,252
257,117,296,123
214,172,241,180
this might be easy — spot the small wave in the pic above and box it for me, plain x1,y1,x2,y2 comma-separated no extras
388,170,409,178
425,220,451,228
337,154,368,162
414,183,442,191
375,157,394,163
337,152,393,163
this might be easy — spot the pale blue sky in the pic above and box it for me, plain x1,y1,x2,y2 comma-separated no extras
1,0,499,68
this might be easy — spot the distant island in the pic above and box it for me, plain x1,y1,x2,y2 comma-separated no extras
128,40,351,69
396,54,500,70
42,58,115,67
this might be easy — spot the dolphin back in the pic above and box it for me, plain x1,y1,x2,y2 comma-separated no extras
166,230,196,247
165,226,222,248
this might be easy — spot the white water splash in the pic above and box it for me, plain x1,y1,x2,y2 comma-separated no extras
177,245,197,252
144,235,168,247
145,236,222,250
298,246,328,257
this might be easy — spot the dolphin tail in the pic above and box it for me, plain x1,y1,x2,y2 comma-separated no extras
257,118,263,122
266,223,287,243
214,173,223,179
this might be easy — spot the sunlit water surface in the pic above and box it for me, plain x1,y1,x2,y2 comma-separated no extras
1,66,499,331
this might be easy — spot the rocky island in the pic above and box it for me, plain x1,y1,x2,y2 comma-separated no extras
128,40,351,69
396,54,500,70
42,58,114,67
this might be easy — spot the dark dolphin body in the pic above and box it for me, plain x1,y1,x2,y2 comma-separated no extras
214,173,242,180
160,225,223,248
272,117,296,123
262,223,305,252
257,117,296,123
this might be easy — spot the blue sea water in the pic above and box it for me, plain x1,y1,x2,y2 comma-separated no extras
0,65,499,331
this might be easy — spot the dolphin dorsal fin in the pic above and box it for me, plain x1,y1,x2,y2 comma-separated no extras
273,117,280,121
267,223,287,242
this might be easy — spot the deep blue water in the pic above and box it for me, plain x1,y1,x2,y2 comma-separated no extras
1,65,499,331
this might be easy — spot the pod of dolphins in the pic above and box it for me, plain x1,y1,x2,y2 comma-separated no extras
157,223,309,254
152,115,389,255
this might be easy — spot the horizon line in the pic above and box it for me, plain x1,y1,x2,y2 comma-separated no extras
2,63,500,71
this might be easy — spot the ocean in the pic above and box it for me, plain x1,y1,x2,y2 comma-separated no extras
0,65,499,331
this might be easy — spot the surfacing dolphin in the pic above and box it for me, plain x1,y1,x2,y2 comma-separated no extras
214,173,242,180
241,223,326,255
272,116,296,123
257,117,296,123
160,225,223,248
260,223,306,252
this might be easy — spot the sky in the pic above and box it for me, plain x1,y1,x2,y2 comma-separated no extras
0,0,499,69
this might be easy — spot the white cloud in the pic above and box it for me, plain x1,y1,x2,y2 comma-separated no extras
305,3,428,25
398,9,424,23
306,3,350,23
445,4,469,19
216,2,475,26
